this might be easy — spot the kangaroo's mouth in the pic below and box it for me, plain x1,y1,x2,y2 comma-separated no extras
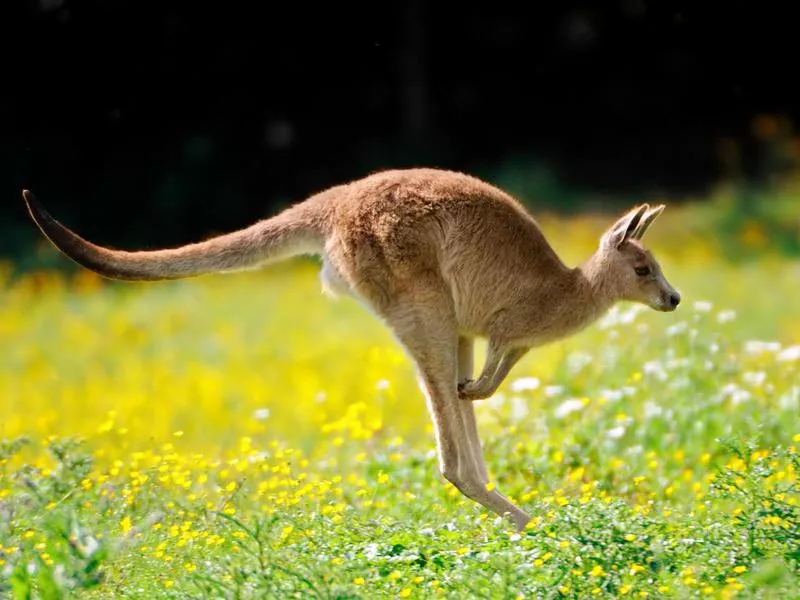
653,291,681,312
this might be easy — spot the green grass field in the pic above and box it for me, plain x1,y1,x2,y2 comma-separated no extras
1,196,799,599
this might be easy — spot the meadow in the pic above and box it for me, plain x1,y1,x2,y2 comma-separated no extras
1,181,799,599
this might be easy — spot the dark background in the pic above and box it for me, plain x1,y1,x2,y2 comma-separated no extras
1,0,797,258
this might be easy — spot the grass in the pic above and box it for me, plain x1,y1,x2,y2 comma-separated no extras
0,192,799,599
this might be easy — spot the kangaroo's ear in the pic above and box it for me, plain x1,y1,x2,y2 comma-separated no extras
631,204,665,240
600,204,649,249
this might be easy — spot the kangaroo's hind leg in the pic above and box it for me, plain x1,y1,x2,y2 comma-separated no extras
366,279,531,530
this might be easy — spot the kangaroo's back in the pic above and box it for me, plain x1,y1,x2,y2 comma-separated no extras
318,168,570,326
327,168,561,267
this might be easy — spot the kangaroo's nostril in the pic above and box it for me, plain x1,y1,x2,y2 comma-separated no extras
669,293,681,307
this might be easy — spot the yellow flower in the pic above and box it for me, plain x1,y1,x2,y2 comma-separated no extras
568,466,585,482
733,565,747,574
589,565,605,577
353,577,365,585
120,517,132,535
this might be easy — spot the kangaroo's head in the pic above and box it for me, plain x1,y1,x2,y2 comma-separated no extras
591,203,680,312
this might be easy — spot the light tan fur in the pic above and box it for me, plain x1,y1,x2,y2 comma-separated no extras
22,167,680,530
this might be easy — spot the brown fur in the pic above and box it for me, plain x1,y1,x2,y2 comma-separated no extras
22,167,680,530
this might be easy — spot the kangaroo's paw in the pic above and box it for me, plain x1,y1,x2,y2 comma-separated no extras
458,379,490,401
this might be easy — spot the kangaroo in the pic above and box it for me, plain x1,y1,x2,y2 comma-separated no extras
22,167,680,531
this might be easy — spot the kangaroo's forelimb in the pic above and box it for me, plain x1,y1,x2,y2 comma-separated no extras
458,343,529,401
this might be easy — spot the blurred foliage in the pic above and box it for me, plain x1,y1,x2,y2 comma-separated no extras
1,235,799,597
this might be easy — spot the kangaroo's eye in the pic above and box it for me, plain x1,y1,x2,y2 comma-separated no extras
634,266,651,277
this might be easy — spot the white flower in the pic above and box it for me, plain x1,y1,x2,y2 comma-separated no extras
544,385,564,397
666,322,688,337
248,451,269,464
721,383,751,404
777,345,800,362
598,306,621,329
744,340,781,355
253,408,270,420
511,377,540,392
376,379,391,390
606,426,626,439
489,393,506,408
619,305,646,324
643,401,663,419
363,543,380,559
643,361,667,381
600,389,624,402
626,444,643,456
667,358,690,369
510,396,529,422
83,536,100,557
716,310,737,323
554,398,585,419
778,389,798,411
742,371,766,387
567,351,593,374
693,300,713,313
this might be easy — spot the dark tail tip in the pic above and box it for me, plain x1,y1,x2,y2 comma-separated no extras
22,189,60,242
23,189,45,221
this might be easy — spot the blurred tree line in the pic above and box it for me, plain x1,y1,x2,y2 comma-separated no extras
1,0,798,260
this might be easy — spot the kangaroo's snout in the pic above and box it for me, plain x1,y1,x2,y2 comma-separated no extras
657,289,681,311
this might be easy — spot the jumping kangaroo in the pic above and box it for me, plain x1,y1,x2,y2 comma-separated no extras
22,167,680,530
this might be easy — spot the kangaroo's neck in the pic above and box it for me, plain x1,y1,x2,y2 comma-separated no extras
513,251,617,346
560,264,615,330
565,252,619,327
576,251,620,306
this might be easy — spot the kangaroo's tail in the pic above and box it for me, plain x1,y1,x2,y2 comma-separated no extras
22,190,326,281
